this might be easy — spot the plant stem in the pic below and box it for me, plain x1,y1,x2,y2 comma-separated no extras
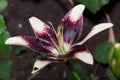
93,62,101,75
28,72,39,80
90,62,100,80
72,70,81,80
102,8,115,43
68,0,74,5
65,60,81,80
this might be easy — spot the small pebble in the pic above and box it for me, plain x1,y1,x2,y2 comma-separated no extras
18,24,23,28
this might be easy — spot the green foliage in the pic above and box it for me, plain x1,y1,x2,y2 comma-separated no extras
76,0,110,14
14,46,27,56
0,59,13,80
67,72,78,80
29,53,47,66
67,70,82,80
0,15,12,58
0,15,12,80
117,35,120,43
109,43,120,79
0,0,8,12
94,41,112,64
106,68,117,80
67,63,89,80
73,64,89,80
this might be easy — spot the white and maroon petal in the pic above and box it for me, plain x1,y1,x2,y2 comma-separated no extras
77,23,113,45
5,36,59,56
32,59,52,74
74,50,93,65
58,4,85,45
31,58,61,74
5,36,27,46
29,17,58,46
68,45,93,65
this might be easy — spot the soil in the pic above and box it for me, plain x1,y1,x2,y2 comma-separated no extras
1,0,120,80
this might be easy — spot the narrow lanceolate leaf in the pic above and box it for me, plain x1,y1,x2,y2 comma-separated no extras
29,17,58,46
5,36,59,56
73,64,90,80
67,63,89,80
68,45,93,65
0,15,12,58
58,4,84,45
0,59,13,80
78,23,113,45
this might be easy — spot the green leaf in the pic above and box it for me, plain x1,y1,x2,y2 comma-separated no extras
93,41,112,64
73,64,89,80
106,68,117,80
67,71,79,80
76,0,110,14
101,0,109,5
67,63,89,80
29,53,47,66
0,0,8,12
14,46,27,56
117,35,120,43
0,15,12,58
0,15,6,34
0,59,13,80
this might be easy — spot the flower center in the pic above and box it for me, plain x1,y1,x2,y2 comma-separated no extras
48,22,70,55
58,45,67,55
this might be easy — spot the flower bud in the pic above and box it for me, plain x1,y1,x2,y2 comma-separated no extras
109,43,120,79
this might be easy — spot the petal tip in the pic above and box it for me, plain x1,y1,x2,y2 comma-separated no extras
70,4,85,21
108,23,114,27
5,38,10,45
100,23,113,28
74,51,94,65
5,37,27,46
31,59,52,74
29,16,46,33
29,17,38,22
5,37,17,45
76,4,85,10
81,53,94,65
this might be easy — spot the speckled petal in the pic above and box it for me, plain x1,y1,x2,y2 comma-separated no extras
5,36,59,56
29,17,58,46
58,4,85,45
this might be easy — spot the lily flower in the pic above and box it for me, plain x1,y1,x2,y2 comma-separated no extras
5,4,113,74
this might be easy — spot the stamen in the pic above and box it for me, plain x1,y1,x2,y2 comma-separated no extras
58,25,68,55
48,21,66,55
61,26,66,54
61,26,64,45
45,31,59,54
57,24,65,55
48,21,59,40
